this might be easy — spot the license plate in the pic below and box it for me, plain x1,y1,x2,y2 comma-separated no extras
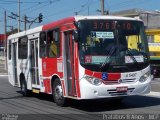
116,86,128,92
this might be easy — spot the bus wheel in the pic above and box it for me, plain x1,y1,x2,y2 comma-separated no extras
21,80,29,97
52,79,66,106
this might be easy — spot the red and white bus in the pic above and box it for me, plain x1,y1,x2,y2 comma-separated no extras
7,16,151,106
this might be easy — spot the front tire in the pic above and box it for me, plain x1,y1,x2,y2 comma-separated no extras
52,79,66,106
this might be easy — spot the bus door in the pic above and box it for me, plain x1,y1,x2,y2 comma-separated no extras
64,31,77,96
12,42,18,86
30,39,40,88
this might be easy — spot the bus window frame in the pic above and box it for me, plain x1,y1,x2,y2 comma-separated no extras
39,31,47,58
8,40,11,60
18,36,28,59
46,28,60,58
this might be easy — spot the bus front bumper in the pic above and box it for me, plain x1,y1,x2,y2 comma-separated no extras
79,77,151,99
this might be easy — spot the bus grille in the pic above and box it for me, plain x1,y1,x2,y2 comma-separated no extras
120,78,137,83
107,88,135,96
103,80,119,84
103,78,136,85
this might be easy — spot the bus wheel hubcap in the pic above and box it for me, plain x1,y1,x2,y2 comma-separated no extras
22,83,25,92
55,85,63,100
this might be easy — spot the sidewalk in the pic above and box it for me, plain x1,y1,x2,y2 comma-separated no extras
151,78,160,92
0,59,7,75
0,69,7,75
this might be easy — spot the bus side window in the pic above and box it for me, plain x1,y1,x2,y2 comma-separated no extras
47,29,60,57
18,36,28,59
40,31,47,58
8,40,11,60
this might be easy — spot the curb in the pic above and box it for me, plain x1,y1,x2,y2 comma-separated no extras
145,91,160,98
0,73,8,76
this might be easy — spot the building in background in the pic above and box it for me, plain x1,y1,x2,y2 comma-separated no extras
0,34,6,58
112,8,160,29
112,9,160,77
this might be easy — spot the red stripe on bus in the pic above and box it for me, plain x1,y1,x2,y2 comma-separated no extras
61,80,66,96
43,79,51,93
76,80,81,98
85,69,102,79
42,17,75,31
75,43,81,98
108,73,121,80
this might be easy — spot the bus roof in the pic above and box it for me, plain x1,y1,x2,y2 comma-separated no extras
43,15,142,30
74,15,142,22
8,26,42,40
8,15,142,40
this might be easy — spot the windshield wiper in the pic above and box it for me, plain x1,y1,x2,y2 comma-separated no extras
139,51,149,60
99,45,117,71
137,43,149,60
126,49,141,69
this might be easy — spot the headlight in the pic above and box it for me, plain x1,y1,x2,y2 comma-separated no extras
84,75,102,86
139,71,150,83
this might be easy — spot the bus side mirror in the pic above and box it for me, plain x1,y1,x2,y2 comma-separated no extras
73,30,79,42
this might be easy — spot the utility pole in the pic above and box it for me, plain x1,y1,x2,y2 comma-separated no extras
101,0,104,15
29,13,43,29
88,6,89,15
4,11,7,70
18,0,20,32
24,15,27,31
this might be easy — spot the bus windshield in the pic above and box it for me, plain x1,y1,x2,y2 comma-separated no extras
78,19,150,72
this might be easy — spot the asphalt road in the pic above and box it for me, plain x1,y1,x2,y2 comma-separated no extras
0,76,160,120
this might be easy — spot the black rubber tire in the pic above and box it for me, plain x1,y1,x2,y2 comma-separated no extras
21,79,30,97
52,79,66,106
